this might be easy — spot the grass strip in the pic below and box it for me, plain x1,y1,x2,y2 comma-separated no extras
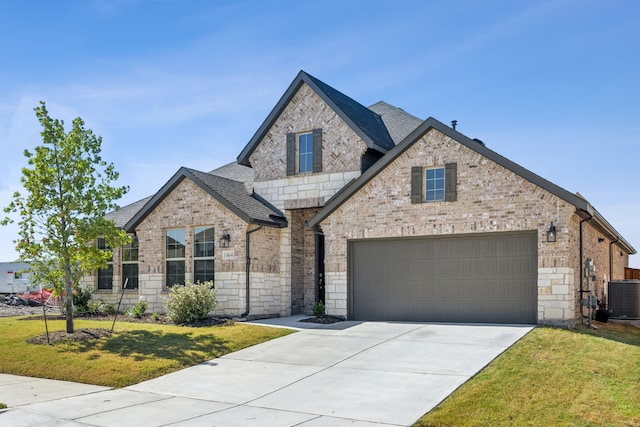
414,322,640,427
0,316,294,387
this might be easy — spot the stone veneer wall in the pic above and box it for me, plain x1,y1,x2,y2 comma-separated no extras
319,128,581,324
90,178,284,317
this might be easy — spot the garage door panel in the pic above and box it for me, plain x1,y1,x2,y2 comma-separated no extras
349,232,537,324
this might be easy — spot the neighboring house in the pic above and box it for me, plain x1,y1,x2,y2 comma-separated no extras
91,70,636,325
0,262,31,293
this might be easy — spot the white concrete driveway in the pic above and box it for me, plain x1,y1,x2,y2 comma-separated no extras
0,318,532,426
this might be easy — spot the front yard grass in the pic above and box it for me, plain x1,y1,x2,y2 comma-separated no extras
0,316,294,387
414,322,640,427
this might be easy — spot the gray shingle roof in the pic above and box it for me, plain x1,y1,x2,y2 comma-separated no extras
368,101,423,145
209,161,254,192
304,73,395,151
105,196,153,228
186,168,285,226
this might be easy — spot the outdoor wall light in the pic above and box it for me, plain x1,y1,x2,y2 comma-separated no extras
598,237,605,243
546,222,557,243
219,231,231,248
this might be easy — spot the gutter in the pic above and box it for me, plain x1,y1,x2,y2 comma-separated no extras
241,224,263,318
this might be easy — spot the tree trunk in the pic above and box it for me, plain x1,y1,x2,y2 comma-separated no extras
64,260,74,333
65,291,74,333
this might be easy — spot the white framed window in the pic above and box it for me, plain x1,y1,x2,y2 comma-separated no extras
121,236,139,290
286,129,322,176
425,167,445,202
97,237,113,290
194,226,215,284
166,228,185,287
298,132,313,173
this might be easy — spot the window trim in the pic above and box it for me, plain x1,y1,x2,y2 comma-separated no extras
193,226,215,284
286,128,322,175
121,236,139,290
298,132,313,174
411,163,457,204
97,237,113,290
425,166,445,202
165,228,186,288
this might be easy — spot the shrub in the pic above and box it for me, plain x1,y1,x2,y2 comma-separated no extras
164,281,216,324
86,299,116,315
312,301,326,317
126,301,147,318
67,286,93,314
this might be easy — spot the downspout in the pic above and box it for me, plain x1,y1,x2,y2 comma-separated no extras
241,224,263,318
579,216,591,320
609,238,619,282
607,237,619,309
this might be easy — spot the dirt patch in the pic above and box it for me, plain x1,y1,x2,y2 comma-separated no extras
27,328,113,345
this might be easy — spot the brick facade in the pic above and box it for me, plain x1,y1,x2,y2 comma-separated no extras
91,72,633,325
249,83,367,183
89,178,285,317
317,128,581,323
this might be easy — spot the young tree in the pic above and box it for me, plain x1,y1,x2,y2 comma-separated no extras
2,101,130,333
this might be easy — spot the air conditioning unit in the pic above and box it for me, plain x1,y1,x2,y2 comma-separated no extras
608,280,640,319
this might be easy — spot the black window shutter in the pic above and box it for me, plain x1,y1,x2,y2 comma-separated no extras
445,162,457,202
312,128,322,173
411,166,423,204
286,132,295,176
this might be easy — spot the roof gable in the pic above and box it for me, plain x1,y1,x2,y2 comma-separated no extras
307,117,635,254
237,71,394,166
123,167,286,232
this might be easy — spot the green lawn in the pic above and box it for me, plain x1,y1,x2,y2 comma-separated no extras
2,316,639,426
414,322,640,427
0,316,294,387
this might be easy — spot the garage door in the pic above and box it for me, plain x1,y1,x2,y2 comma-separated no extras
348,232,537,324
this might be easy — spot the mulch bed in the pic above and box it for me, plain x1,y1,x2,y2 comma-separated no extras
21,313,233,327
16,312,342,345
20,313,234,345
27,328,113,345
299,315,344,324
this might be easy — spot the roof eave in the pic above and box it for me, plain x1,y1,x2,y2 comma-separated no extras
308,118,634,255
124,167,288,232
589,207,636,254
123,168,189,232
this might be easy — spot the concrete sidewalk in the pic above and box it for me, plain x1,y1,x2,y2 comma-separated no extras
0,317,533,426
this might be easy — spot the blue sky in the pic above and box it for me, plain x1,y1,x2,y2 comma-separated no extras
1,0,639,267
